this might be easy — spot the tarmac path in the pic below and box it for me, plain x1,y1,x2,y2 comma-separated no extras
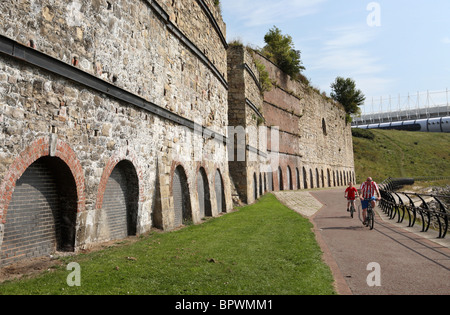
274,188,450,295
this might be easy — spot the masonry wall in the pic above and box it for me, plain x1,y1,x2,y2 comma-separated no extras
256,53,355,190
0,0,232,267
0,0,356,268
227,45,268,204
227,47,355,203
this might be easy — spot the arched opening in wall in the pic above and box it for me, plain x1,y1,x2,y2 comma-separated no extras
296,168,300,190
152,166,163,230
173,165,192,226
253,173,258,201
264,173,267,192
333,171,336,187
278,167,284,191
321,169,325,188
310,169,314,189
335,170,339,186
316,168,320,188
322,118,328,136
268,171,274,192
197,167,212,218
215,169,226,213
327,169,331,187
340,171,343,186
287,166,293,190
259,173,263,196
303,167,308,189
103,160,139,240
1,157,77,267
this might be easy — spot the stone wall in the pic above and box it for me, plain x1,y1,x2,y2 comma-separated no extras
227,47,355,203
0,0,231,266
0,0,356,268
256,52,355,190
227,45,268,204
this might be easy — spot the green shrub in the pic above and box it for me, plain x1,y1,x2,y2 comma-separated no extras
253,58,272,94
260,26,305,80
352,128,375,140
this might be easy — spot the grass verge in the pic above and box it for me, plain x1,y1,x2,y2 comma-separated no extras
353,129,450,183
0,194,336,295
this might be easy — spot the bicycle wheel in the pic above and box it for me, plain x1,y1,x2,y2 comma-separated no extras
368,209,375,230
350,205,355,218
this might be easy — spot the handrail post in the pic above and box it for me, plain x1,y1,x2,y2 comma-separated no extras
433,196,448,239
415,194,431,232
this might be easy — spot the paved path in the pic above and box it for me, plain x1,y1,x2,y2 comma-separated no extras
274,188,450,295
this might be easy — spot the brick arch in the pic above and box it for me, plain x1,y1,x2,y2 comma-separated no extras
196,166,212,218
169,161,189,192
278,166,284,191
214,167,226,213
287,165,293,190
0,137,85,224
95,147,145,211
171,163,193,226
194,162,211,197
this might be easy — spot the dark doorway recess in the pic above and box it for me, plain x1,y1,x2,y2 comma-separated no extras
1,157,77,267
197,168,212,218
173,166,192,226
103,160,139,240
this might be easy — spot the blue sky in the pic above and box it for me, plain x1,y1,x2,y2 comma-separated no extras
221,0,450,112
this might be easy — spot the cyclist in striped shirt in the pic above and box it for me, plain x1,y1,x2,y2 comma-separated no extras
359,177,381,225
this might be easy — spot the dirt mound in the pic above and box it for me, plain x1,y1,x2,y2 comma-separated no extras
0,256,63,284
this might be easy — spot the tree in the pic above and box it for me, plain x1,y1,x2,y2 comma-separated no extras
261,26,305,80
330,77,365,123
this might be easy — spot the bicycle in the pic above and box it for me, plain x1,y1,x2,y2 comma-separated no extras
364,200,375,230
349,201,356,219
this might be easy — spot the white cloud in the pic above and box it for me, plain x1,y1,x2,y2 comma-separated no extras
313,26,382,74
323,26,375,50
442,37,450,44
306,25,394,97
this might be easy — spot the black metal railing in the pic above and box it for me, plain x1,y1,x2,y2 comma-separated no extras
379,178,449,239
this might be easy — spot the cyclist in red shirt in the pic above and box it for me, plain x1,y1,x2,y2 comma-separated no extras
344,182,359,213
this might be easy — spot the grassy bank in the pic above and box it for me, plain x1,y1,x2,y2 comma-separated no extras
353,129,450,183
0,194,336,295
